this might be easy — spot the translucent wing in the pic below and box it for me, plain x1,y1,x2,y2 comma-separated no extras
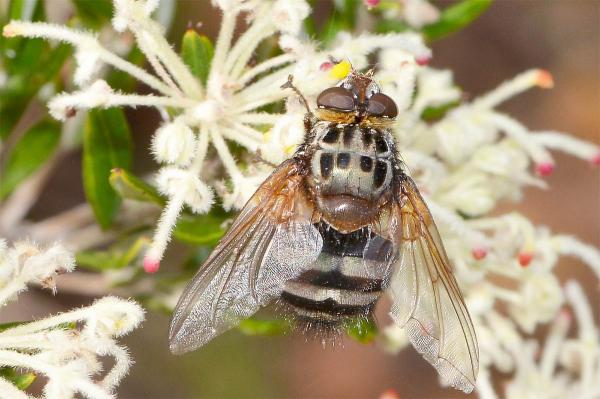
169,160,322,355
381,176,479,393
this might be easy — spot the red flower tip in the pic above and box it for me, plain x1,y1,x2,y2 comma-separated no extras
518,252,533,267
472,247,488,260
319,61,333,71
143,256,160,273
536,70,554,89
535,162,555,177
379,389,401,399
364,0,381,8
415,55,431,66
558,308,573,323
591,151,600,166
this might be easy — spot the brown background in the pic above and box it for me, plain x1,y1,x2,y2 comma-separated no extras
2,1,599,398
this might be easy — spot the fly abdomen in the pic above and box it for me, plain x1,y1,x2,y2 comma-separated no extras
280,223,393,326
281,269,382,321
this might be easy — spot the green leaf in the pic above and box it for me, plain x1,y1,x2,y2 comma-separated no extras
181,29,214,85
0,120,61,199
72,0,113,28
238,317,290,336
76,236,149,271
0,41,71,138
305,0,357,44
0,367,36,390
422,0,493,41
82,108,132,229
345,316,378,344
1,2,70,140
76,250,121,271
173,212,229,247
109,168,165,205
375,19,408,34
0,320,76,333
1,0,42,59
421,100,461,121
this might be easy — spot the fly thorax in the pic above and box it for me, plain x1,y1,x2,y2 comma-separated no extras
307,122,395,232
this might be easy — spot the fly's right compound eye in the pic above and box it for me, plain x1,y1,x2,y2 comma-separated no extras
366,92,398,119
317,87,356,112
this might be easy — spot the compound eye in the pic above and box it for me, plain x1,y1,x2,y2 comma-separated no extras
366,92,398,118
317,87,355,112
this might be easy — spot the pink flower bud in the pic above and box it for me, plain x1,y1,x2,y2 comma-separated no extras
379,389,401,399
143,256,160,273
319,61,333,71
415,55,431,66
518,251,533,267
535,70,554,89
472,247,488,260
591,151,600,166
364,0,381,8
535,162,555,177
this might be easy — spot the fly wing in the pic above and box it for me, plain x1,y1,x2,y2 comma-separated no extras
379,176,479,393
169,160,322,355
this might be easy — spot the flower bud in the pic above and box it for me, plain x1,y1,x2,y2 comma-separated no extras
151,120,196,165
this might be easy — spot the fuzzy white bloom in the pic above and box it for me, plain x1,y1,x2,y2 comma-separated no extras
216,165,272,211
0,239,74,304
156,166,214,213
0,239,145,399
402,0,440,28
376,0,440,29
48,80,115,121
151,119,196,165
260,111,305,165
508,273,564,333
272,0,310,34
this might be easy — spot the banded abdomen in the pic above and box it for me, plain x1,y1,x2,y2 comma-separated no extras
281,222,393,324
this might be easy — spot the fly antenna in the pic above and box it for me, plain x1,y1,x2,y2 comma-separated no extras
281,75,311,115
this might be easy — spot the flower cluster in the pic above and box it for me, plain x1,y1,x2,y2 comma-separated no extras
3,0,599,397
2,0,431,272
0,239,144,398
377,66,600,397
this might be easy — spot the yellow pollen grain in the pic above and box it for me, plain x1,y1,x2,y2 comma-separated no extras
330,60,352,80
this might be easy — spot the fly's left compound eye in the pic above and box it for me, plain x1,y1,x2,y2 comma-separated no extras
366,93,398,118
317,87,356,112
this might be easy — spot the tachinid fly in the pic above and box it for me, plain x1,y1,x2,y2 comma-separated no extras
169,69,479,393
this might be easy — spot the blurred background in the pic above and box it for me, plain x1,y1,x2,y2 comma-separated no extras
2,1,599,398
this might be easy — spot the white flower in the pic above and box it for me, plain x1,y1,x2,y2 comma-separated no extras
217,165,272,211
0,240,74,304
49,80,115,121
74,48,102,86
412,67,461,114
377,0,440,29
509,273,564,333
156,167,214,213
260,111,304,165
0,239,144,398
151,119,196,165
272,0,310,34
402,0,440,28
